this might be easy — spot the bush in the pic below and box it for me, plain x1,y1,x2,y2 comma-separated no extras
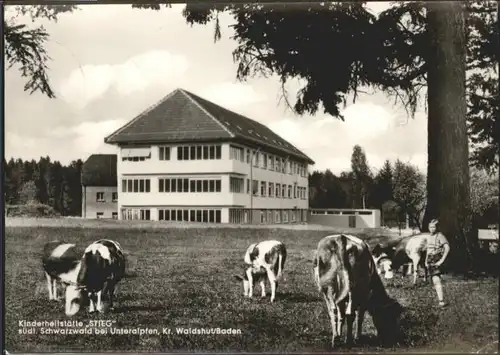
5,203,60,218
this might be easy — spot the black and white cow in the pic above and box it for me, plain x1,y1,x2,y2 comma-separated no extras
234,240,287,302
65,239,125,316
313,234,403,347
42,241,81,301
371,244,395,280
392,234,429,285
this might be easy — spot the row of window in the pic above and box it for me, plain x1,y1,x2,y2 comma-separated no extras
158,178,222,193
120,177,307,198
96,212,118,219
122,208,152,220
228,208,308,224
247,179,307,199
95,192,118,202
229,145,308,177
121,145,308,177
122,179,151,193
158,209,222,223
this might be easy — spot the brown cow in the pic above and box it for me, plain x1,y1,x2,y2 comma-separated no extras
313,234,403,347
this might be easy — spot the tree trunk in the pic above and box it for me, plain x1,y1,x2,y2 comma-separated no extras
423,1,477,274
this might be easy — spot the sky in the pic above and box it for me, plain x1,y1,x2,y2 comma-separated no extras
4,2,429,175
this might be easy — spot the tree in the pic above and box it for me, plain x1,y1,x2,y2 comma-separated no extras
350,145,372,209
6,3,497,272
469,167,499,217
4,5,78,98
392,160,427,231
170,2,482,272
372,159,394,209
466,1,499,172
18,180,38,205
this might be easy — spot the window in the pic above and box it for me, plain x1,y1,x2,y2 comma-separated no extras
246,149,251,163
176,145,222,160
268,182,274,197
121,148,151,162
159,146,171,161
112,212,118,219
282,158,287,173
293,183,297,199
230,145,245,161
121,208,150,220
275,157,280,172
96,192,104,202
288,185,292,198
291,210,296,222
122,179,151,193
275,210,281,223
252,180,259,196
260,210,265,224
276,183,281,198
159,178,221,193
215,210,221,223
112,192,118,202
253,151,259,167
246,179,250,194
260,181,266,197
230,177,244,193
283,210,289,223
281,185,286,198
268,155,273,170
261,154,267,169
96,212,104,219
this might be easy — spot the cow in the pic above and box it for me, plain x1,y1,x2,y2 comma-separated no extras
65,239,125,316
313,234,403,348
371,244,395,280
234,240,287,303
390,234,429,285
42,241,81,301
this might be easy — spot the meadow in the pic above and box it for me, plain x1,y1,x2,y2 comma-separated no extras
4,218,499,353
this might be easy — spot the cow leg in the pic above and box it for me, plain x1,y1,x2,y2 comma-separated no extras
96,290,104,312
53,279,58,300
265,268,277,302
355,306,366,343
336,302,345,342
260,280,266,298
45,272,54,300
412,258,419,286
89,293,96,313
246,269,254,298
323,289,338,348
108,283,116,310
345,312,355,346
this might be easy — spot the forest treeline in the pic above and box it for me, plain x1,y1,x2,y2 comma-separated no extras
4,145,497,228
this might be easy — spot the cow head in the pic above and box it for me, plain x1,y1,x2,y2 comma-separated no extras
372,244,395,280
65,284,85,316
233,266,267,296
77,247,110,292
367,273,405,346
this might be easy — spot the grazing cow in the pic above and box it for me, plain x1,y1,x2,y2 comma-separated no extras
234,240,287,302
42,241,81,301
391,234,429,285
313,234,403,347
371,244,395,279
65,239,125,316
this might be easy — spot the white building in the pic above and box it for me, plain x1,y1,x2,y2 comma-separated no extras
104,88,315,224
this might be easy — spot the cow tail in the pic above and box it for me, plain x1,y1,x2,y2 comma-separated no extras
334,235,350,304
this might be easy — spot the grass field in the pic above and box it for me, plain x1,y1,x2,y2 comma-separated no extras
4,218,499,353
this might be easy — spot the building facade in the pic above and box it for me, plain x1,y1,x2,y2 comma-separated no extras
104,88,314,224
81,154,118,219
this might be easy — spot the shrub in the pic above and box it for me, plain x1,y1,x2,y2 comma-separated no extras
5,203,60,218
